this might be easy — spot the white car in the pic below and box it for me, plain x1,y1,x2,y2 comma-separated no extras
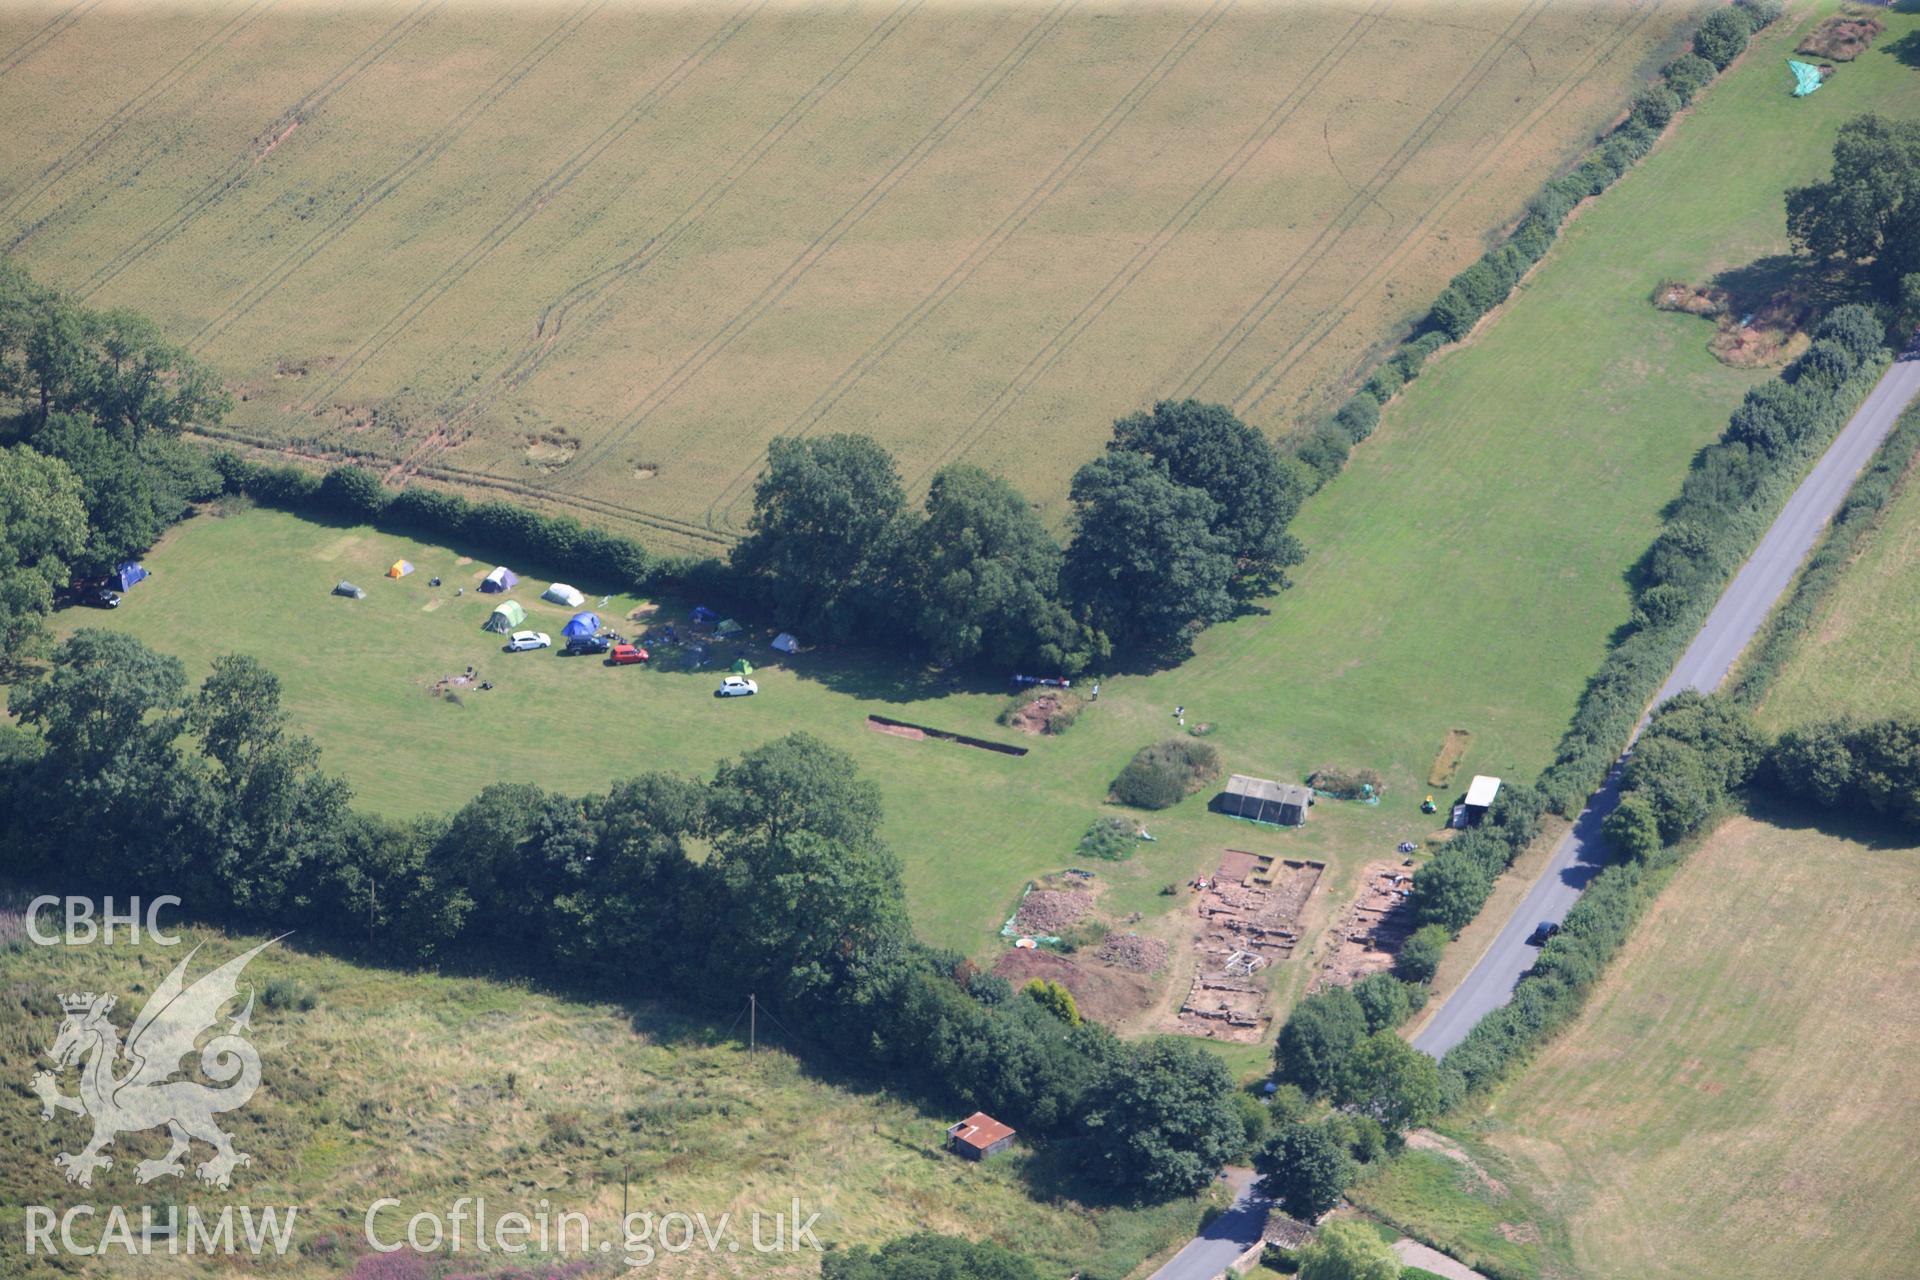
505,631,552,652
716,676,758,697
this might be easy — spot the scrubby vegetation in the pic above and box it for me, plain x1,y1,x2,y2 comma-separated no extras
1110,738,1222,810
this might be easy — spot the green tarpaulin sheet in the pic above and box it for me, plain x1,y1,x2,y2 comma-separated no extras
1789,60,1823,97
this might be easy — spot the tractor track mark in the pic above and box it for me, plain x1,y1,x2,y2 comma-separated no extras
697,0,1238,536
293,0,766,415
562,0,1079,479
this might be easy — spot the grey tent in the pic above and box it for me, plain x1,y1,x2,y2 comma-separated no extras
333,581,366,600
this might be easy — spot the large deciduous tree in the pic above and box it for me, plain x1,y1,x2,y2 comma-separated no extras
705,733,910,1004
1107,400,1307,597
1274,986,1369,1097
1083,1036,1242,1200
1255,1119,1356,1221
821,1233,1040,1280
1063,449,1234,659
909,463,1095,671
1295,1219,1401,1280
731,434,909,645
1788,115,1920,303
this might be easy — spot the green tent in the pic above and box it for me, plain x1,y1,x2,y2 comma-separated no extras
715,618,743,636
1789,60,1823,97
483,600,527,633
730,658,754,675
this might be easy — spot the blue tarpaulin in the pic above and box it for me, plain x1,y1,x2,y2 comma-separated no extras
690,605,718,625
1789,60,1824,97
563,612,601,639
115,562,149,591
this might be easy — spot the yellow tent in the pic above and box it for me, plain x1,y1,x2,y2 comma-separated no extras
386,560,415,579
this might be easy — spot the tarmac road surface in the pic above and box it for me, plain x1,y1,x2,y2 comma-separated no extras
1413,352,1920,1059
1146,1170,1268,1280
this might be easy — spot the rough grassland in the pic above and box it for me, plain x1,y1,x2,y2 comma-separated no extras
1757,436,1920,730
1460,816,1920,1280
0,1,1706,548
0,918,1213,1280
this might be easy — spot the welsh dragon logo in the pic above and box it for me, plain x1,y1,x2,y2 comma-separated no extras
32,939,282,1189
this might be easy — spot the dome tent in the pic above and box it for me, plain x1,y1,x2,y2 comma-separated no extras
483,600,528,633
386,560,415,579
333,581,366,600
480,566,519,593
562,612,601,639
542,582,585,607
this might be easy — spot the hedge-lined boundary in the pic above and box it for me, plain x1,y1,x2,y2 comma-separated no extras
1404,314,1889,985
211,451,654,591
1290,0,1779,492
1728,400,1920,707
1439,695,1761,1099
1534,317,1888,816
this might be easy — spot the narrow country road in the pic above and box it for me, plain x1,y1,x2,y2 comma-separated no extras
1146,1169,1268,1280
1414,351,1920,1058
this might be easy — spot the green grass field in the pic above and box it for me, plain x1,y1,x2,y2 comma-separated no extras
1442,816,1920,1280
1757,433,1920,731
0,0,1707,549
0,916,1215,1279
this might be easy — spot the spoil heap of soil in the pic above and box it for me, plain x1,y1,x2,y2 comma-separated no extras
1015,890,1092,934
1099,933,1169,972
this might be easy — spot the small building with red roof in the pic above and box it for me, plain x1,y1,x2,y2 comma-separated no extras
946,1112,1016,1160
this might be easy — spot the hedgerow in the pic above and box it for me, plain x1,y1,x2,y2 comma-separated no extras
1293,2,1752,494
1536,307,1888,814
1439,695,1761,1100
222,456,654,591
1730,401,1920,705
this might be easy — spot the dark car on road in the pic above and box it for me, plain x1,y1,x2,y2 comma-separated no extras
1526,921,1561,947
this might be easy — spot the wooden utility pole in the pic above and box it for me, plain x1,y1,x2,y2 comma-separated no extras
749,994,757,1058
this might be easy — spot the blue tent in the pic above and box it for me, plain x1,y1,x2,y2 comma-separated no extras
690,605,718,625
115,562,149,591
563,611,602,640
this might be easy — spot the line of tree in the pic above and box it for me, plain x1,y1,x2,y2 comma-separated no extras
1293,0,1778,499
1443,695,1757,1100
721,398,1309,668
1536,303,1889,815
1730,402,1920,706
0,262,232,666
221,450,654,593
0,629,1240,1206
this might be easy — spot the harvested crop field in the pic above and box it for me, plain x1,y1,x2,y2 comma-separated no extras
0,0,1707,549
1466,817,1920,1280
